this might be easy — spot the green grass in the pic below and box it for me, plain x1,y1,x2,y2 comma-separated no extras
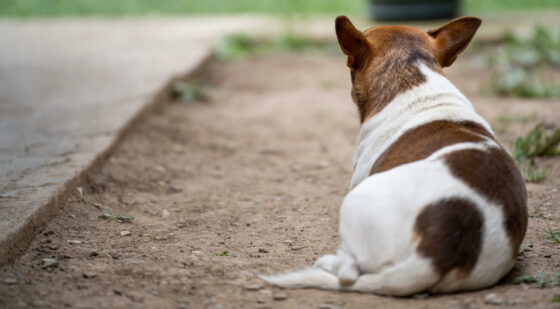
486,26,560,98
0,0,362,17
542,216,560,243
0,0,559,17
213,33,339,60
512,123,560,182
465,0,560,12
512,272,560,288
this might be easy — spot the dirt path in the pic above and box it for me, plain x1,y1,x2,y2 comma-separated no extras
1,50,560,309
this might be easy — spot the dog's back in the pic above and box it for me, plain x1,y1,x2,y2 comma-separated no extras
261,16,527,296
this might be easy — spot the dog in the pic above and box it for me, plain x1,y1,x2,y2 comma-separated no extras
260,16,527,295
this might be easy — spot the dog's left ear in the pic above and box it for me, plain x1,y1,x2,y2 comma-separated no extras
428,17,481,67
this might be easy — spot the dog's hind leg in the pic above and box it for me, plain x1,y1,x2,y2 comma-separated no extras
314,250,360,286
345,254,439,295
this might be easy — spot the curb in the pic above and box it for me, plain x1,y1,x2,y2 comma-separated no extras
0,53,215,266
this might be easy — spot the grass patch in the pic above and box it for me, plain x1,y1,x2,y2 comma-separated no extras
512,273,560,287
486,26,560,98
73,187,85,203
171,81,210,104
214,32,339,60
1,0,558,17
215,251,233,256
518,243,533,255
0,0,363,17
512,123,560,182
99,209,135,223
492,113,537,134
541,216,560,243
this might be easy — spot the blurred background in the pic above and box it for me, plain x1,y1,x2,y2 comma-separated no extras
1,1,560,308
0,0,559,18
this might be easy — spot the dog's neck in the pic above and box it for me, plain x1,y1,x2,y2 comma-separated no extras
353,50,441,123
349,63,491,190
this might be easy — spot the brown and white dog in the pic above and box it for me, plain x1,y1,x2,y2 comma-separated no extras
261,16,527,295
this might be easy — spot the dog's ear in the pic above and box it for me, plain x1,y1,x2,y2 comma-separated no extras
427,17,481,67
335,16,371,70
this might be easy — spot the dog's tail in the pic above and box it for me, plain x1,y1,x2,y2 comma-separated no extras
259,268,339,290
260,268,389,293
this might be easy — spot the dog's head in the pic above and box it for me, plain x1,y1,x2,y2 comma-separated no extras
335,16,481,122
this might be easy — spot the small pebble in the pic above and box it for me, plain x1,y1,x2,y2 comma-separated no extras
83,272,97,279
162,209,170,217
258,248,268,253
67,240,82,244
291,246,302,251
245,284,262,291
120,231,131,237
3,278,17,285
318,304,341,309
153,165,166,173
42,258,59,269
272,292,287,301
506,298,524,306
484,293,503,305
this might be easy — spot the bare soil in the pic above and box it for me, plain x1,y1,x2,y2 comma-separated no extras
1,49,560,309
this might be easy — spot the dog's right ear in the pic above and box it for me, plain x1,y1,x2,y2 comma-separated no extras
335,16,371,70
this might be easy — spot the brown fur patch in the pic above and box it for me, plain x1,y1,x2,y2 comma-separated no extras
427,17,482,67
334,16,481,123
370,120,492,175
350,26,441,123
444,147,528,258
414,198,483,277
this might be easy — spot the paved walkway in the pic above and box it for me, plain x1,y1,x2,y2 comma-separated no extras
0,16,270,264
1,12,559,265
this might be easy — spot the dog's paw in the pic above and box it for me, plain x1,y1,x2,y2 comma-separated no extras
313,254,338,273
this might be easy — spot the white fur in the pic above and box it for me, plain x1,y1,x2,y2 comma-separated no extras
261,64,515,295
350,64,492,190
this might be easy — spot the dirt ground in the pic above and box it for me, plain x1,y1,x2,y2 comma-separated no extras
1,48,560,309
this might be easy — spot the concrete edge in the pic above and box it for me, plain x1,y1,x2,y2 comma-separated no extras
0,53,215,266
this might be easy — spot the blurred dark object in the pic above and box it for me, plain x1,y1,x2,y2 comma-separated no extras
369,0,459,21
